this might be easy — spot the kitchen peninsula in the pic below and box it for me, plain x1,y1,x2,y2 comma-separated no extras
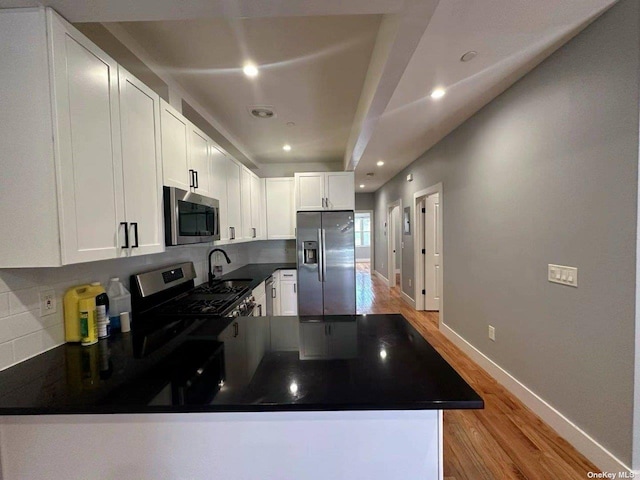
0,310,482,480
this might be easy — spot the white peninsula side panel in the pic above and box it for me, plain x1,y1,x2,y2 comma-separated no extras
0,410,442,480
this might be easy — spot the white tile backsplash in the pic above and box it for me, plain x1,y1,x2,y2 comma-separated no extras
0,292,9,318
0,240,296,371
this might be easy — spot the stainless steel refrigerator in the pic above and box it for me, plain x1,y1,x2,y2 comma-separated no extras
297,211,356,316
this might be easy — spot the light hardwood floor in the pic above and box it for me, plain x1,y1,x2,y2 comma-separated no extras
355,262,599,480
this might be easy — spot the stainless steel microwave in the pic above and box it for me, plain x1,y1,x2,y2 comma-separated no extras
163,187,220,246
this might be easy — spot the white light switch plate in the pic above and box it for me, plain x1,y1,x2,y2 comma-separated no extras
548,264,578,287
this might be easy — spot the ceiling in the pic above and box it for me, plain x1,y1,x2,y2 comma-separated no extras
352,0,618,191
112,16,381,165
0,0,619,185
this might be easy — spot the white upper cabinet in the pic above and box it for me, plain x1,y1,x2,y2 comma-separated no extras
187,124,213,198
49,12,125,265
266,178,295,239
210,145,229,242
325,172,355,210
240,167,253,240
226,159,242,242
251,173,263,239
295,173,325,211
160,100,191,192
0,8,128,267
294,172,354,211
118,67,164,257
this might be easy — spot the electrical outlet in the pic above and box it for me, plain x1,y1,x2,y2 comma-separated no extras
39,290,56,317
408,279,412,287
488,325,495,341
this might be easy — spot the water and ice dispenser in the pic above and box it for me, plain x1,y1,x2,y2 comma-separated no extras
303,241,318,264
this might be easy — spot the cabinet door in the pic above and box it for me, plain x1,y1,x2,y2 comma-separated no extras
160,100,190,191
325,172,355,210
266,178,295,239
251,173,262,239
280,280,298,316
188,124,213,197
225,159,242,241
299,323,329,359
295,173,325,211
240,167,253,240
216,319,249,398
272,276,281,316
118,68,164,256
49,12,125,265
210,145,229,242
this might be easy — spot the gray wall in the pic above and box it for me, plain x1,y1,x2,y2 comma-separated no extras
373,0,638,464
355,193,375,211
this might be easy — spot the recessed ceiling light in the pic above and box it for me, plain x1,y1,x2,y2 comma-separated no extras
243,63,259,77
359,184,365,189
376,161,384,166
460,51,478,62
430,88,446,100
286,121,296,127
283,144,292,152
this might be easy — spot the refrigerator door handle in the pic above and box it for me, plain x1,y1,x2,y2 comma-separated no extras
317,228,324,282
321,228,327,282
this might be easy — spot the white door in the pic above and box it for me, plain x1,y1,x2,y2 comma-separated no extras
160,100,190,191
50,14,125,265
266,178,295,239
118,68,164,257
325,172,355,210
240,167,253,240
280,280,298,315
424,193,441,310
295,173,324,210
188,125,212,197
388,206,400,287
210,145,229,242
226,159,242,241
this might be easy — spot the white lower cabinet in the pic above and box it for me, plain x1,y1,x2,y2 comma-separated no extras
278,270,298,316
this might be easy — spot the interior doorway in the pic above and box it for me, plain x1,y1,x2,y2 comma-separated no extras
387,200,402,288
414,184,443,315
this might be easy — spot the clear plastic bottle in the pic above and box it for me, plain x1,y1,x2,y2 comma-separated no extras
106,278,131,332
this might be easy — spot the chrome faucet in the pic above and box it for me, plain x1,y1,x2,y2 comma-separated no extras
208,248,231,284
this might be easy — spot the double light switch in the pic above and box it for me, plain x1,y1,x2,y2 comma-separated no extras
548,264,578,287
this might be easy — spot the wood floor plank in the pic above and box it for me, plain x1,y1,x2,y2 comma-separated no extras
355,262,600,479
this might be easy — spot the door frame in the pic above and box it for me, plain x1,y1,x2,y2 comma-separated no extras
355,210,374,266
414,183,443,324
386,199,402,288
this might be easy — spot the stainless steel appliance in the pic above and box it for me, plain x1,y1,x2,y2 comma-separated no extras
297,211,356,316
265,276,275,316
164,187,220,246
130,262,255,355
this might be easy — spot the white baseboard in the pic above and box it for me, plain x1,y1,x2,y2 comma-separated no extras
373,270,389,286
440,322,631,474
401,291,415,308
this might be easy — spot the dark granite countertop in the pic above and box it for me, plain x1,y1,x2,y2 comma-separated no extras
0,313,483,415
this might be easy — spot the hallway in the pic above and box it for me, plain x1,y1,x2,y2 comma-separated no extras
355,262,598,479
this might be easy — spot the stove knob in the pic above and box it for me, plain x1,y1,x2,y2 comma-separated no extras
232,310,240,317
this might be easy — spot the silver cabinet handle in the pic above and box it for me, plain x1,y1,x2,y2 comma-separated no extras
293,283,296,293
233,322,239,337
252,227,256,238
272,287,277,299
230,226,235,240
258,305,262,317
